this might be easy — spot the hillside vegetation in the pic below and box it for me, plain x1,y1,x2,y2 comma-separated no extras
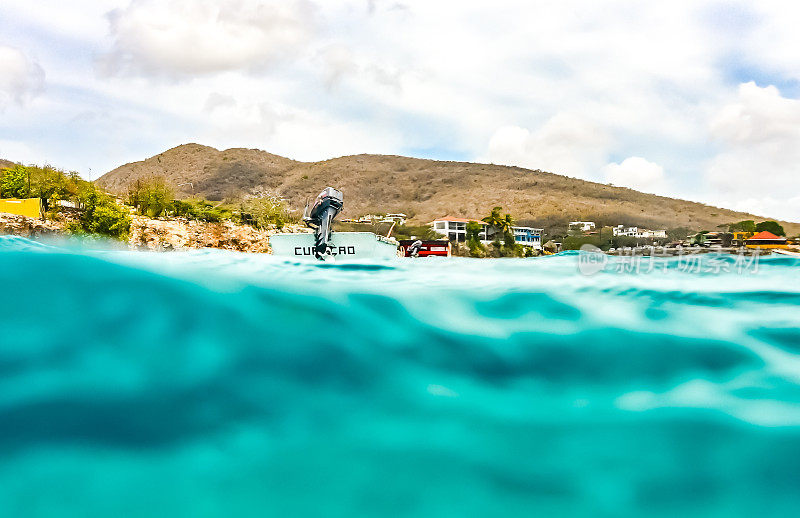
96,143,800,235
0,163,131,238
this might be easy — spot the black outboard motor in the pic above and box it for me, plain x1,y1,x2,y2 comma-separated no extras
303,187,344,259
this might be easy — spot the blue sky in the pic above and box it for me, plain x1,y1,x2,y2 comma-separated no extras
1,0,800,221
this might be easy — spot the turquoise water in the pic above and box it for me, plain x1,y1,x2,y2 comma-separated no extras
1,235,800,517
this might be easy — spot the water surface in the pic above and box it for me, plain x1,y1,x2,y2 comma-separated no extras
1,236,799,517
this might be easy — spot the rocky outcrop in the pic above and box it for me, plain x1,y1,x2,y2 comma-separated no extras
0,212,65,238
0,211,308,253
128,216,308,253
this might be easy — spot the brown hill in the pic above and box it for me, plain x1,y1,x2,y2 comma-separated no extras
0,159,17,170
96,144,800,235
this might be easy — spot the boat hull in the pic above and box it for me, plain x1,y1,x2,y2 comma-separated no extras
270,232,399,260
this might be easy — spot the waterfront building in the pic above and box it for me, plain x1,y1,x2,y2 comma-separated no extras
745,231,790,249
431,216,544,248
612,225,667,239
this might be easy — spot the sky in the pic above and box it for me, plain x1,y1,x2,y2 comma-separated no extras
1,0,799,221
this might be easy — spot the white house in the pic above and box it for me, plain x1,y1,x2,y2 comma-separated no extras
644,229,668,239
381,213,407,225
431,217,543,249
613,225,639,237
612,225,667,239
569,221,596,232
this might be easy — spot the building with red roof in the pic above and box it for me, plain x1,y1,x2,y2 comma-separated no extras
745,231,789,249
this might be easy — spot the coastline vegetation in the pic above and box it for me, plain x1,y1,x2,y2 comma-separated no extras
127,177,232,222
1,168,297,242
1,164,132,239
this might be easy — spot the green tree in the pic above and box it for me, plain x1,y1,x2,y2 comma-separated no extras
730,220,756,232
482,207,522,256
465,220,486,257
501,213,519,254
482,206,504,242
465,220,482,242
1,165,29,198
127,176,174,217
755,220,785,236
29,166,70,212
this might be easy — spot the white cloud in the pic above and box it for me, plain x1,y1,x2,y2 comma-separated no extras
480,114,610,178
317,44,358,90
603,157,666,193
203,92,236,112
99,0,317,78
0,45,45,109
706,82,800,221
202,93,285,139
1,0,800,224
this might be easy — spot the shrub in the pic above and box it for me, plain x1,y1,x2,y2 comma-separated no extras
465,221,486,257
188,200,230,222
88,203,132,238
74,184,131,239
169,199,194,218
239,191,292,229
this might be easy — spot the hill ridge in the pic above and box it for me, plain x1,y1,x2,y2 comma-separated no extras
95,144,800,234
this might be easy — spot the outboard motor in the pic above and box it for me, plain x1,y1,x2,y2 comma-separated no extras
409,239,423,258
303,187,344,259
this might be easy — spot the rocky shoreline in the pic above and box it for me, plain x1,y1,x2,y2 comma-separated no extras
0,212,307,253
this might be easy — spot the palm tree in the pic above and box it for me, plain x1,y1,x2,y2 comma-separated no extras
482,206,503,227
501,213,517,251
482,206,504,242
501,213,514,234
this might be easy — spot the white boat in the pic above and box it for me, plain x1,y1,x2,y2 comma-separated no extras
270,186,399,261
270,232,399,260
